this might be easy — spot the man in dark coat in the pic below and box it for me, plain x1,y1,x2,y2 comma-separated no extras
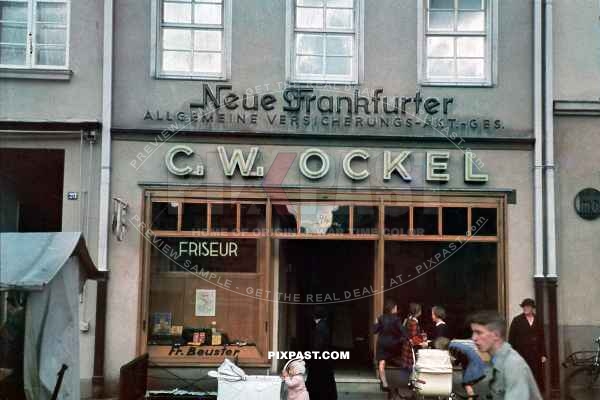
508,298,547,390
431,305,449,341
306,306,337,400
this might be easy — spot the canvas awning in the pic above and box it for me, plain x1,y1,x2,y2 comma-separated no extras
0,232,101,291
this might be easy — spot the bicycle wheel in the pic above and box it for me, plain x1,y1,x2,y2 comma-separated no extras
565,366,600,400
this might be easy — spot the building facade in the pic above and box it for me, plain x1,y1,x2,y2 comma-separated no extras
2,0,599,399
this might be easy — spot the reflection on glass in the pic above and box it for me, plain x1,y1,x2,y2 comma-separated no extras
442,207,468,236
152,202,178,230
353,206,378,234
471,208,497,236
211,204,236,232
413,207,439,235
300,205,349,234
272,204,299,233
182,203,207,231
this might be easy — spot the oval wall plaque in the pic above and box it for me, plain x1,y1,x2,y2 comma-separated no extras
574,188,600,220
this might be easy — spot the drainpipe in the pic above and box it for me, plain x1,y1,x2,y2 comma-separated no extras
93,0,113,396
543,0,560,397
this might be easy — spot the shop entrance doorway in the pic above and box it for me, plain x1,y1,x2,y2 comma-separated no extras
278,240,375,372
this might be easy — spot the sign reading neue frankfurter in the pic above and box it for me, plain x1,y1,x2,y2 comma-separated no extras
143,84,504,132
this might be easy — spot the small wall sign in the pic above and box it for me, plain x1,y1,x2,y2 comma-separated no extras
574,188,600,220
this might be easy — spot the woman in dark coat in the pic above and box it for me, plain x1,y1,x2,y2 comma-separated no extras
508,298,547,389
373,299,407,391
306,306,337,400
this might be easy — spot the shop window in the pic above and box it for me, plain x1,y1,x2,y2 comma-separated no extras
419,0,496,86
299,204,349,234
210,203,236,232
152,202,179,231
286,0,363,84
471,207,497,236
353,205,378,235
272,204,299,233
240,204,266,233
384,206,410,235
0,0,70,69
442,207,468,236
182,203,208,231
413,207,439,235
152,0,231,80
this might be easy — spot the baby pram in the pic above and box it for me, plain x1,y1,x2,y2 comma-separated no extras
208,359,282,400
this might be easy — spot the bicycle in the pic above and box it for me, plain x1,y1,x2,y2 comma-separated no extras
562,336,600,400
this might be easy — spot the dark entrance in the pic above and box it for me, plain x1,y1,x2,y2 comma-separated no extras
279,240,375,371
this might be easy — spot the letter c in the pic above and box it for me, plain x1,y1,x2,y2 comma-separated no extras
343,149,370,181
165,145,204,176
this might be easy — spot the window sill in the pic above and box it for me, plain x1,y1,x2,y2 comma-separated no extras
155,73,229,82
419,80,494,88
0,67,73,81
287,79,359,87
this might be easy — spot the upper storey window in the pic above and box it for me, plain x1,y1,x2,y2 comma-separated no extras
286,0,363,84
419,0,496,86
0,0,69,69
153,0,231,80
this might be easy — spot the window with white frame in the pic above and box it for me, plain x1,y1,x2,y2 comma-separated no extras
420,0,494,85
288,0,361,84
155,0,230,79
0,0,69,68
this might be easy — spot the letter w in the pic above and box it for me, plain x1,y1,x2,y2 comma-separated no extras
217,146,264,177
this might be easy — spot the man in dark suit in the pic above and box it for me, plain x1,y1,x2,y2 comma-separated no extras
431,305,449,341
508,298,547,390
306,306,337,400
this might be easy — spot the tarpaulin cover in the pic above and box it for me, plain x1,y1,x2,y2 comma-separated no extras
0,232,99,400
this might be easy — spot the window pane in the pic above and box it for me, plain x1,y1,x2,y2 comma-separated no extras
240,204,266,233
163,28,191,50
457,11,485,31
427,59,454,79
193,52,221,73
0,22,26,44
0,44,25,65
0,2,27,22
429,0,453,9
471,208,497,236
296,33,323,55
428,11,453,31
442,207,468,236
327,0,353,7
163,50,192,72
182,203,207,231
163,2,192,23
296,7,323,29
194,3,222,24
413,207,439,235
296,55,323,75
299,204,349,234
325,56,351,76
326,8,353,29
35,47,66,66
457,58,484,78
384,206,409,235
36,2,67,24
326,35,352,56
457,36,484,57
35,24,67,45
152,202,179,231
297,0,324,6
459,0,483,10
211,204,236,232
353,206,378,234
194,30,221,51
272,204,298,233
427,36,453,57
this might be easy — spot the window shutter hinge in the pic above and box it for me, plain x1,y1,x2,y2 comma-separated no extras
28,32,32,55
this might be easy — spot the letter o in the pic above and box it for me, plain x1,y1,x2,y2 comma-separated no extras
299,148,330,180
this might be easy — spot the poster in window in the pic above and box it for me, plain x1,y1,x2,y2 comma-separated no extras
195,289,216,316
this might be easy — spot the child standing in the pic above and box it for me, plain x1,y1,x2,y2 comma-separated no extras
282,358,310,400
